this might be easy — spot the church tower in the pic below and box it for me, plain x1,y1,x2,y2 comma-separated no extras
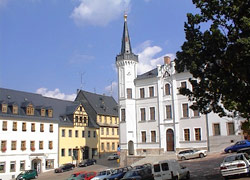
116,14,138,163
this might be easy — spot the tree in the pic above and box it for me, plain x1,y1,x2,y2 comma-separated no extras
175,0,250,130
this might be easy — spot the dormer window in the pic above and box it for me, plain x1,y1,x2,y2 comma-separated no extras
12,105,18,114
48,109,53,118
26,105,34,116
41,109,46,117
2,104,7,113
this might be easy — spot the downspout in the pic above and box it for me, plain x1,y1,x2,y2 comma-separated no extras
156,77,161,154
171,78,177,151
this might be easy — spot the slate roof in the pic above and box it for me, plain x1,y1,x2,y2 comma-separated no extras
0,88,78,126
136,68,158,80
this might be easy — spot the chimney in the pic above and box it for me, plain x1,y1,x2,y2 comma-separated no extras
164,56,171,64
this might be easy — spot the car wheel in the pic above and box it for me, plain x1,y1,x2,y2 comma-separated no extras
34,175,38,179
228,150,232,153
199,153,204,158
71,167,74,170
93,162,96,165
61,169,64,173
186,172,190,180
181,156,186,161
223,176,228,180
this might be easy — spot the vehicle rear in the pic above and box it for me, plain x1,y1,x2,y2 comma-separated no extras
152,160,178,180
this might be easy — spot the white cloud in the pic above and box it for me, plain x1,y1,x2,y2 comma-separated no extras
134,41,176,75
71,0,131,26
36,88,76,101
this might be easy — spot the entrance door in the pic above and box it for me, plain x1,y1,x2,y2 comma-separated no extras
166,129,174,151
128,141,134,155
31,159,41,174
82,146,89,159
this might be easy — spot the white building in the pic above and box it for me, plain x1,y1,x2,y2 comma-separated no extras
116,15,242,165
0,88,75,180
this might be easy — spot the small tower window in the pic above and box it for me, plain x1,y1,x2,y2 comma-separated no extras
1,104,7,113
48,109,53,118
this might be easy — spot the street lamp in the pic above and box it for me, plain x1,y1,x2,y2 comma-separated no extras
205,112,210,152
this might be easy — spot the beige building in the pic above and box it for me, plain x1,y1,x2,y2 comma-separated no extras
75,90,119,156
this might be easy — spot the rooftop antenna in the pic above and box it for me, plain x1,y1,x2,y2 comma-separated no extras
110,80,114,96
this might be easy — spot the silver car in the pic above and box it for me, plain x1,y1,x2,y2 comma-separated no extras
107,153,119,160
177,149,207,160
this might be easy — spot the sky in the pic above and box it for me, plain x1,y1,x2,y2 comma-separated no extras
0,0,198,101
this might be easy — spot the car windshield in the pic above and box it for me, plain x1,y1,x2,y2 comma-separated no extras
123,171,139,178
98,171,107,176
112,168,123,174
224,155,244,162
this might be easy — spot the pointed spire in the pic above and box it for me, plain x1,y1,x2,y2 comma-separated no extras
121,13,132,54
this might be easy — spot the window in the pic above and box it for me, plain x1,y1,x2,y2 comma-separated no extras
49,141,53,150
13,122,17,131
112,142,115,150
161,163,169,171
62,129,65,137
166,105,172,119
140,108,146,121
117,128,119,135
40,124,44,132
93,131,96,138
101,128,104,135
115,117,118,124
121,109,126,122
39,141,43,150
2,121,7,131
110,116,112,124
107,143,110,151
1,141,7,152
21,141,26,151
83,117,87,123
193,103,199,117
0,162,5,173
151,131,156,142
79,117,82,123
30,141,35,151
49,124,53,132
69,130,72,137
112,128,114,135
149,86,154,97
75,116,78,122
20,161,25,171
165,84,170,95
46,160,54,169
26,105,34,115
153,164,160,173
22,122,26,131
82,130,85,137
99,116,102,123
68,149,72,156
101,143,104,151
140,88,145,98
2,104,7,113
127,88,132,99
150,107,155,120
48,109,53,117
13,105,18,114
11,141,16,150
80,106,82,111
213,123,221,136
61,149,65,156
41,109,46,117
10,161,16,172
141,131,146,142
195,128,201,141
88,131,91,138
184,129,190,141
181,81,187,89
31,123,35,132
228,122,235,135
75,130,78,137
182,103,189,118
106,128,109,135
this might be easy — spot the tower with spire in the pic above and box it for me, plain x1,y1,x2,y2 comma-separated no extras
116,14,138,161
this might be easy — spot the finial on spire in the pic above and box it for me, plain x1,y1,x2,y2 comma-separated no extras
124,13,127,22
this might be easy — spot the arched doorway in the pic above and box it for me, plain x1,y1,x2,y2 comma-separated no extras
31,159,41,174
166,129,174,151
128,141,134,155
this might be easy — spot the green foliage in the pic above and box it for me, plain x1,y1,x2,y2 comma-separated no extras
175,0,250,123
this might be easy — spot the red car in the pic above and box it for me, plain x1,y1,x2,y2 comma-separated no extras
76,171,97,180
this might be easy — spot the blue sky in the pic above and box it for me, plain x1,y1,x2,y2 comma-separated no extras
0,0,197,101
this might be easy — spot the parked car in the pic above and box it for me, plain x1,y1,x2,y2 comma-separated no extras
237,147,250,155
76,172,97,180
78,159,97,167
54,163,75,173
107,153,119,160
152,159,190,180
220,153,250,179
105,166,132,180
91,169,113,180
224,140,250,153
16,170,38,180
67,171,86,180
177,149,207,160
122,166,154,180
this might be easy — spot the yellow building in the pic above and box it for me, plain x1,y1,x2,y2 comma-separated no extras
58,103,98,166
75,90,119,156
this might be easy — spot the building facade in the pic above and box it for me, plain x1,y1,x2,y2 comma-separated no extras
75,90,119,156
116,15,243,165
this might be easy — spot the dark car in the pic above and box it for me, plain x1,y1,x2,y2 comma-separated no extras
54,163,75,173
121,168,154,180
16,170,38,180
78,159,97,167
105,166,132,180
224,140,250,153
237,147,250,155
